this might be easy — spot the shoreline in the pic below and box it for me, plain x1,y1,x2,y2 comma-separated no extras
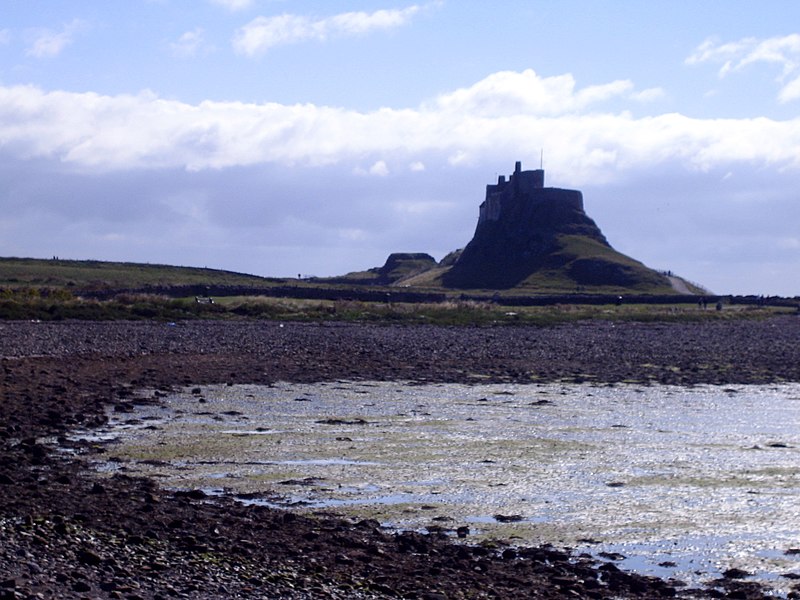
3,318,799,599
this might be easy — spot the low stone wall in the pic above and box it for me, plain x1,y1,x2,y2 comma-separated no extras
77,284,799,308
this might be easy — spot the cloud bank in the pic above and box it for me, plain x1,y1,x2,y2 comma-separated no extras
1,69,799,183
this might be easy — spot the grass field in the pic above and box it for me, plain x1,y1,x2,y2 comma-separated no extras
0,287,792,325
0,256,794,325
0,257,281,289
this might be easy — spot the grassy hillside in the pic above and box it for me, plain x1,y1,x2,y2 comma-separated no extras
513,234,676,294
325,253,438,286
404,236,677,295
0,257,282,290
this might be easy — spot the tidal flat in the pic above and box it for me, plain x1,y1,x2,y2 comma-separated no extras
93,380,800,591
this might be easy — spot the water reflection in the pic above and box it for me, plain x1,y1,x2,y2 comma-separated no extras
94,381,800,590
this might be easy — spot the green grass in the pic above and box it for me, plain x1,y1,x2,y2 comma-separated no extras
517,234,677,295
0,255,793,325
0,257,281,289
0,287,792,325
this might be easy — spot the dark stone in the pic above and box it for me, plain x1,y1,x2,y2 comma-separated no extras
501,548,517,560
77,549,103,566
356,518,381,530
493,514,523,523
53,521,68,535
174,489,206,500
722,568,752,579
598,551,626,560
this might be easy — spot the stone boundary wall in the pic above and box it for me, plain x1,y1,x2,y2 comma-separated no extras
76,284,799,308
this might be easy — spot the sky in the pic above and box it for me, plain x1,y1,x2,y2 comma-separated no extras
1,1,800,296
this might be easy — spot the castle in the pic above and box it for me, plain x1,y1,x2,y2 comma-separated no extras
341,158,676,292
478,161,584,225
442,159,622,288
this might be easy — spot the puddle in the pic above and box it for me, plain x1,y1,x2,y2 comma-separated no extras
86,380,800,593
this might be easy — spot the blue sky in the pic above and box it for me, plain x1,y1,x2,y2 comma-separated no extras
1,1,800,295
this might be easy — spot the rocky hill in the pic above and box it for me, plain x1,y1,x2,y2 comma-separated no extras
441,162,672,292
346,161,682,294
332,253,439,285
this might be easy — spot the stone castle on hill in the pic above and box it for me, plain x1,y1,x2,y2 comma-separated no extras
335,159,678,293
478,161,585,226
441,160,670,290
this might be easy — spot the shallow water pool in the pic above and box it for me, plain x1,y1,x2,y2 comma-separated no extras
93,380,800,592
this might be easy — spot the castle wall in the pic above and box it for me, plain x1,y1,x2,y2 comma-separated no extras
478,186,504,224
513,169,544,195
478,164,578,225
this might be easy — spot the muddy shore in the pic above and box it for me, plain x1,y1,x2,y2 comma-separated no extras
2,317,800,599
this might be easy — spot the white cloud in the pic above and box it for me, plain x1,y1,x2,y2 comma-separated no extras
778,75,800,103
209,0,254,11
25,19,88,58
170,28,207,58
432,69,634,117
369,160,389,176
630,87,665,103
233,5,422,56
1,69,800,184
353,160,390,176
685,37,756,71
687,34,800,103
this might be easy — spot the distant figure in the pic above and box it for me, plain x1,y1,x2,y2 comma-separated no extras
715,301,722,311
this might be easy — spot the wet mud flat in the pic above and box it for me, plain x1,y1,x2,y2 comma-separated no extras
96,380,800,594
2,318,800,599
